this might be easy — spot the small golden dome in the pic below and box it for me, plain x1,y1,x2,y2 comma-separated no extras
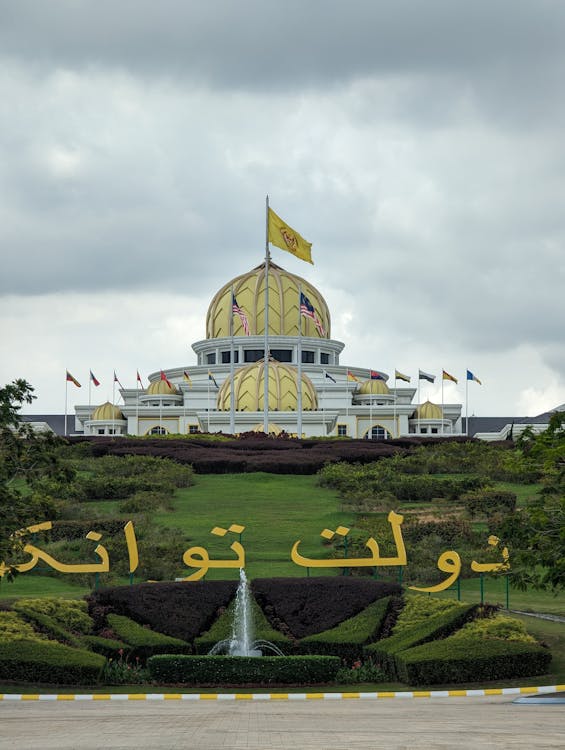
206,262,330,339
91,402,124,421
357,379,390,395
146,379,179,396
415,400,443,419
217,358,318,411
251,423,283,435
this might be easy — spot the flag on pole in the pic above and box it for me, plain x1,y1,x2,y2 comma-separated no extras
232,294,250,335
395,370,411,383
418,370,435,383
160,370,173,388
323,370,337,383
347,370,359,382
113,371,124,388
89,370,100,387
208,371,218,388
183,371,193,387
66,370,81,387
268,207,313,264
467,370,482,385
442,370,458,384
136,370,143,386
299,292,325,336
370,370,385,380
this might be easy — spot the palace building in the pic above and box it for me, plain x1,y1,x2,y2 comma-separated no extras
72,261,464,438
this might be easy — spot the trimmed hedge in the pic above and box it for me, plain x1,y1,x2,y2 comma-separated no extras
0,639,105,685
395,638,552,685
298,596,393,661
366,603,479,678
147,654,341,685
80,634,130,659
106,614,192,659
252,577,401,638
13,606,84,649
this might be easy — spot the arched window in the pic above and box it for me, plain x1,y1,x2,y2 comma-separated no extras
364,425,389,440
148,426,167,435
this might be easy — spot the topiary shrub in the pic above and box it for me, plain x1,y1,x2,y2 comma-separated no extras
298,596,393,661
106,613,192,660
147,654,340,685
395,638,551,685
0,639,105,685
0,611,48,643
13,597,93,634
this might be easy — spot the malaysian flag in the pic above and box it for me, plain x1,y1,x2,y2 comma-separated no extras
299,292,325,336
232,294,250,335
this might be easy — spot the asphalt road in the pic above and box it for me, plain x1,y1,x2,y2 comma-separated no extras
1,695,564,749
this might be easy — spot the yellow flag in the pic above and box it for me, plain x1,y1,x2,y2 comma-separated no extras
268,207,313,264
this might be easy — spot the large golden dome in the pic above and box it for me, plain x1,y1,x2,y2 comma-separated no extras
91,402,124,421
146,379,179,395
415,400,443,419
217,358,318,411
357,379,390,395
206,262,330,339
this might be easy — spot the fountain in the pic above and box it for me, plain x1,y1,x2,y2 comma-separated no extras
208,569,284,657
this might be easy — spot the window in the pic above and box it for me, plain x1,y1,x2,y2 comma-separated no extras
301,350,314,363
221,351,239,364
206,353,216,365
320,353,330,364
244,349,264,363
431,427,438,434
97,428,105,435
270,349,292,362
421,427,428,434
337,424,348,437
188,425,199,434
365,425,389,440
149,426,167,435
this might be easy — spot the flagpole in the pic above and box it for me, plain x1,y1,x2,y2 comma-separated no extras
208,378,211,432
297,284,303,438
417,374,421,435
369,386,372,440
441,375,444,435
393,372,397,438
64,376,68,437
88,375,91,413
230,285,235,435
136,375,139,435
264,195,270,434
112,373,115,408
465,371,469,437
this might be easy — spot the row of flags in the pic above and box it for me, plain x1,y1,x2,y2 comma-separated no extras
65,370,123,389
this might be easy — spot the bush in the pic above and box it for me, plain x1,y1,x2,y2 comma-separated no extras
391,595,465,635
298,596,392,661
147,654,341,685
106,613,192,660
449,614,537,644
462,488,517,518
80,634,130,658
366,602,479,679
395,638,551,685
0,639,105,685
13,606,85,648
0,611,47,643
13,597,93,634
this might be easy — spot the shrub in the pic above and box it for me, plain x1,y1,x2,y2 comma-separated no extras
12,605,85,648
298,596,392,660
366,602,479,679
449,615,537,644
106,613,192,660
395,638,551,685
391,595,465,635
13,597,93,634
462,489,517,518
0,639,105,685
335,660,387,684
80,634,130,658
252,577,401,638
0,611,47,643
147,654,340,685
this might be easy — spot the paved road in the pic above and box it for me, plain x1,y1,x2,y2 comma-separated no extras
1,696,564,749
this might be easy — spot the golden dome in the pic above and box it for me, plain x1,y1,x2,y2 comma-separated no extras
146,379,179,395
357,379,390,395
415,400,443,419
91,402,124,421
216,358,318,411
251,423,283,435
206,262,330,339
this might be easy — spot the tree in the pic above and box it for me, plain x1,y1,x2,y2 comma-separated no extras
0,380,64,576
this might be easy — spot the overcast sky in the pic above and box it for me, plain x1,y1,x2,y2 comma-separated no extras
1,0,564,417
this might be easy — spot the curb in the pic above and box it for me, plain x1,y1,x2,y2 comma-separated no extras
1,685,563,701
